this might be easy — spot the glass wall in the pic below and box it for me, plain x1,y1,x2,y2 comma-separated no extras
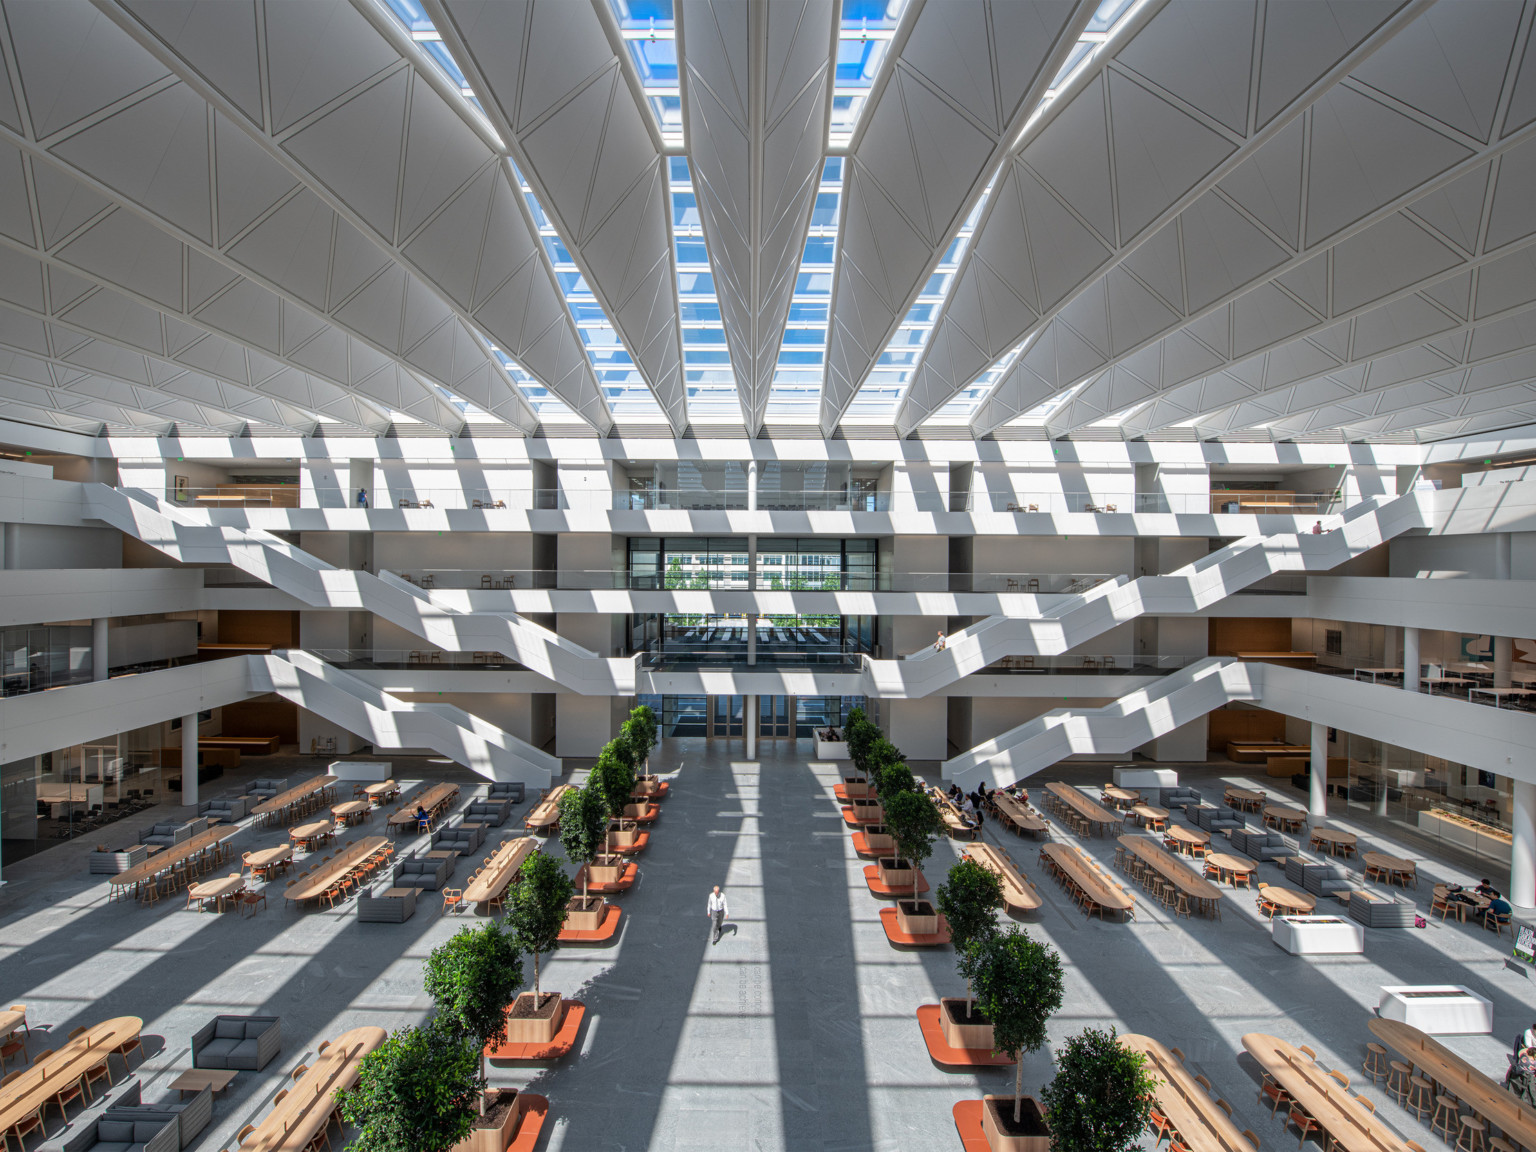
631,613,874,666
628,538,750,589
757,538,876,590
2,625,93,696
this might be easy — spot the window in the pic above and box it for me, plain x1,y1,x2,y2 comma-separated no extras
1325,630,1343,655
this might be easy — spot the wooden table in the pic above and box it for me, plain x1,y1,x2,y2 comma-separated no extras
240,1026,386,1152
186,874,245,912
1235,651,1317,665
1470,687,1536,708
289,820,335,850
331,800,371,825
1354,668,1403,683
1264,805,1307,832
1165,825,1211,855
1102,786,1139,809
992,793,1049,837
250,775,337,825
244,845,292,877
363,779,398,803
1309,827,1358,857
1045,782,1124,836
962,842,1042,913
0,1007,25,1042
108,826,236,899
462,837,536,908
284,837,389,906
167,1068,237,1098
1243,1033,1413,1152
1423,675,1474,694
1227,742,1309,762
0,1017,142,1136
1362,851,1416,887
1369,1017,1536,1149
1224,787,1268,812
525,784,573,830
1118,836,1223,917
1040,842,1135,920
1132,804,1170,830
387,782,460,832
1258,884,1316,914
1122,1034,1255,1152
1433,884,1490,922
1204,851,1256,886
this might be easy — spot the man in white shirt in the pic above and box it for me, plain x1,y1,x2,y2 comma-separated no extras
706,885,729,945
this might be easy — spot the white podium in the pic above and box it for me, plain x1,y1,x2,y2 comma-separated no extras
1113,768,1178,789
328,760,392,782
1378,986,1493,1034
1272,916,1364,955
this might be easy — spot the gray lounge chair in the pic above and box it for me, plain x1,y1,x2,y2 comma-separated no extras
392,854,454,890
191,1015,281,1072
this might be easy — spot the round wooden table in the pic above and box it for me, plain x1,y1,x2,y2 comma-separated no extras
1363,851,1416,886
1204,851,1257,886
331,800,371,825
1131,804,1169,829
1102,787,1139,809
289,819,335,849
1309,827,1358,857
1432,884,1488,922
1165,825,1211,855
1225,787,1268,811
1263,804,1307,831
1260,884,1316,914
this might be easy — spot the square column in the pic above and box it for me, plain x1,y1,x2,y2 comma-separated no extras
1513,779,1536,910
93,618,108,682
181,714,199,807
1309,721,1328,820
1403,627,1419,692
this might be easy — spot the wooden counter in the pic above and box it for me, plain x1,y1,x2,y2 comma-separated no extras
1242,1033,1412,1152
962,842,1042,913
1122,1034,1255,1152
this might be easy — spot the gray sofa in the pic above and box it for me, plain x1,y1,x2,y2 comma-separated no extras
392,854,455,890
1159,786,1201,813
191,1015,281,1072
358,887,417,922
199,796,249,823
89,845,150,875
1349,892,1416,927
105,1087,212,1150
1193,805,1244,835
48,1091,179,1152
1231,829,1288,862
1296,861,1352,897
431,822,485,856
464,799,511,827
141,820,201,849
244,778,286,802
37,1079,145,1152
486,782,524,804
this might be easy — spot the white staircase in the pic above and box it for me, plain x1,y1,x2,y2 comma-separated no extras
942,658,1261,790
865,490,1432,698
250,651,556,787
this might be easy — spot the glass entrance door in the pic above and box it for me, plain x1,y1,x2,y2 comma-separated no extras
709,696,744,737
662,695,708,737
759,695,793,738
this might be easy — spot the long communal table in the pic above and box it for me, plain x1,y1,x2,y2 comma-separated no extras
241,1026,386,1152
250,775,337,826
386,782,460,832
0,1016,142,1136
1121,1034,1255,1152
1369,1018,1536,1149
1044,782,1123,836
284,837,390,906
462,836,535,908
962,842,1042,913
1243,1033,1414,1152
107,826,237,901
1040,842,1135,920
525,784,573,830
1118,836,1223,917
993,793,1049,837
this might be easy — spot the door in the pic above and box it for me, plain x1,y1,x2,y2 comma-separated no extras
759,695,793,738
709,696,744,737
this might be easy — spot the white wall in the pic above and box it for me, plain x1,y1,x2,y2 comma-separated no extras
971,536,1134,580
557,693,615,758
887,695,946,762
5,525,120,569
372,532,535,575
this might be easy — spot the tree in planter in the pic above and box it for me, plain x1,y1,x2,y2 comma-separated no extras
422,921,523,1104
960,927,1065,1127
883,787,944,901
935,858,1004,1016
626,705,659,771
589,742,637,821
1040,1027,1156,1152
506,849,574,1003
844,707,876,773
864,735,905,780
875,761,918,800
338,1021,484,1152
558,782,609,900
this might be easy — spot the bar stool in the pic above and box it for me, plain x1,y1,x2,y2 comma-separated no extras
1362,1043,1389,1084
1430,1095,1461,1142
1488,1137,1518,1152
1386,1061,1414,1103
1406,1075,1435,1119
1456,1115,1487,1152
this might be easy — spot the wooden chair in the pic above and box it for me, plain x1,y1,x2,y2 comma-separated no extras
237,1124,256,1147
1288,1105,1324,1149
0,1035,24,1072
1350,1092,1375,1114
1242,1133,1260,1152
1327,1069,1349,1090
1168,1047,1185,1064
274,1090,288,1105
291,1064,309,1081
82,1048,113,1096
1298,1045,1318,1062
67,1027,87,1040
1260,1075,1292,1115
1216,1099,1233,1117
240,889,267,916
1194,1074,1213,1094
47,1074,85,1120
6,1105,43,1152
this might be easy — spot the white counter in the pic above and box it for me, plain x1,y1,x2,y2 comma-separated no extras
1272,916,1364,955
1378,985,1493,1034
814,736,850,760
328,760,392,782
1114,768,1178,789
1416,810,1512,864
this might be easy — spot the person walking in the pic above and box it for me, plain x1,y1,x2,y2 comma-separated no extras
357,487,368,507
706,885,729,945
934,629,946,651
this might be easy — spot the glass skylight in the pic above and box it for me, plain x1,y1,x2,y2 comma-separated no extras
380,0,485,114
764,158,843,422
610,1,684,147
669,158,742,421
829,1,908,147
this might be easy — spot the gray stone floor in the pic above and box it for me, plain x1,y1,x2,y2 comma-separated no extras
1,741,1533,1152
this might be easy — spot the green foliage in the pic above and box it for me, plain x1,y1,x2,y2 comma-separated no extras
844,708,875,772
1040,1027,1156,1152
619,717,650,769
864,736,905,779
628,705,659,762
588,744,636,819
337,1022,484,1152
875,761,917,800
559,784,610,896
507,849,574,997
882,788,943,884
422,921,523,1054
962,926,1065,1121
935,858,1003,955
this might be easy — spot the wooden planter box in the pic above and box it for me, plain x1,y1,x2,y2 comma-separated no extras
634,776,660,796
454,1089,525,1152
851,799,884,824
565,895,606,932
842,777,871,799
607,821,639,849
505,992,562,1045
589,855,625,884
863,825,894,853
982,1096,1050,1152
940,999,994,1051
621,802,654,820
896,899,938,936
877,857,914,888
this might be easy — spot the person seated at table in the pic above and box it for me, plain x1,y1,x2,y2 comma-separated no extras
1444,883,1480,908
1508,1045,1536,1105
414,803,430,830
1488,893,1514,925
1477,878,1503,899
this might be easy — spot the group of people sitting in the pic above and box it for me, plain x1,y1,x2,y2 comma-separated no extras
942,781,1030,831
1444,877,1514,920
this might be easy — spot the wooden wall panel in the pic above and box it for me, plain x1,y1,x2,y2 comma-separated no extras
1208,706,1287,752
219,611,300,646
1209,618,1293,656
221,697,298,743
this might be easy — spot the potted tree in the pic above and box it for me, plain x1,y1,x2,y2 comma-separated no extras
559,782,616,904
625,708,663,795
882,787,944,933
591,744,641,850
422,923,525,1144
505,849,574,1045
1040,1027,1156,1152
960,927,1064,1152
934,858,1004,1051
844,707,876,792
338,1021,483,1152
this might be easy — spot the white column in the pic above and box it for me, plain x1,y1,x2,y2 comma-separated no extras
1402,627,1420,692
1512,779,1536,909
181,714,199,807
1496,532,1512,580
746,461,758,511
92,618,109,682
745,695,757,760
1496,635,1513,688
1309,722,1328,820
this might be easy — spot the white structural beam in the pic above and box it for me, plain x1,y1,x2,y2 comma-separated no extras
975,2,1536,435
816,0,1096,434
428,0,689,433
676,0,837,434
895,0,1437,434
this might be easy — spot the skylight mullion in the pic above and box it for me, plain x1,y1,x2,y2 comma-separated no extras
668,158,742,421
